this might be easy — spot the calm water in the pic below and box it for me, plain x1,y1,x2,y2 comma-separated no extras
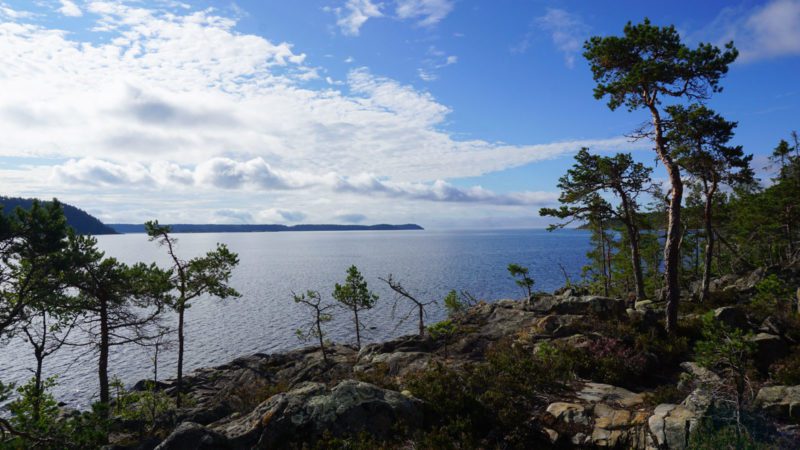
0,229,591,408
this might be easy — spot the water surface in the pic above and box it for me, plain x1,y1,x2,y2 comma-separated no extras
0,229,591,407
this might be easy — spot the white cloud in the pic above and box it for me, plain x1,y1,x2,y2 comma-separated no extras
699,0,800,62
417,68,437,81
333,0,383,36
535,8,589,68
0,2,638,225
0,2,33,19
395,0,454,26
51,157,561,207
58,0,83,17
330,0,453,36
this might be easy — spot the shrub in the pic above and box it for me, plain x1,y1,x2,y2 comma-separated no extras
2,377,111,450
584,337,648,386
688,417,776,450
7,377,61,437
443,290,465,317
748,274,793,322
404,362,489,446
770,352,800,385
643,384,689,406
428,319,458,358
694,312,758,434
354,362,399,391
404,340,571,448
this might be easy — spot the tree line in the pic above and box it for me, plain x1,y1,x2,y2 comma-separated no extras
0,207,239,446
542,19,798,334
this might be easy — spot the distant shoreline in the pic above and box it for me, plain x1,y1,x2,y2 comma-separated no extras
108,223,424,234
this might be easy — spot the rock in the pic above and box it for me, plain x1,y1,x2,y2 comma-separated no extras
749,333,789,371
754,385,800,421
214,380,422,447
679,362,718,417
154,422,231,450
546,402,591,426
713,306,749,330
534,314,583,337
131,379,170,392
577,383,645,408
531,295,626,317
634,300,655,310
590,403,649,448
174,404,232,426
647,403,699,450
542,427,559,443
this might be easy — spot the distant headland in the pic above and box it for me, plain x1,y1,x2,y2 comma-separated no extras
109,223,424,233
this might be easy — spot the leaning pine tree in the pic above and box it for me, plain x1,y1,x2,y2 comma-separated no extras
145,221,240,407
583,19,738,334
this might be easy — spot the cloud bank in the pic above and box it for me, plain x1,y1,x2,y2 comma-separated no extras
0,1,637,226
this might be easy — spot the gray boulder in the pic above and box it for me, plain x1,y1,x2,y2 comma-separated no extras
214,380,423,447
754,385,800,421
154,422,231,450
531,295,626,317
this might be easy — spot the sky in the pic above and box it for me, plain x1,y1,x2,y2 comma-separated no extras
0,0,798,229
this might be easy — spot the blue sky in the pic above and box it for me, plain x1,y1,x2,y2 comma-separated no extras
0,0,797,228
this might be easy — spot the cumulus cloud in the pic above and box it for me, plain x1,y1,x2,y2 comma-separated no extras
0,2,640,225
58,0,82,17
395,0,454,26
697,0,800,62
534,8,589,68
51,157,560,207
332,0,383,36
330,0,454,35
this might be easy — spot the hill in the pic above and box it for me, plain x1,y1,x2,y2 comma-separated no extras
109,223,424,233
0,196,117,235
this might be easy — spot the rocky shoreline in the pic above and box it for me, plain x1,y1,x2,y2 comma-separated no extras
105,262,800,449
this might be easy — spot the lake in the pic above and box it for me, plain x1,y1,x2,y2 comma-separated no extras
0,229,592,408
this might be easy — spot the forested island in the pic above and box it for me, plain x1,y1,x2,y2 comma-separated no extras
110,223,424,233
0,197,116,236
1,18,799,450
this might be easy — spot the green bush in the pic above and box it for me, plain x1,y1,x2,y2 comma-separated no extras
688,418,775,450
748,274,793,322
404,362,489,446
404,340,570,448
428,319,458,358
443,290,465,317
2,377,110,450
7,377,61,437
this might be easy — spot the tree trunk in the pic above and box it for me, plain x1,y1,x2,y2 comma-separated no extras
316,313,327,363
353,305,361,349
32,346,44,423
701,184,717,303
99,296,110,407
418,305,424,337
599,221,610,297
176,305,185,408
620,195,646,300
649,104,683,334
